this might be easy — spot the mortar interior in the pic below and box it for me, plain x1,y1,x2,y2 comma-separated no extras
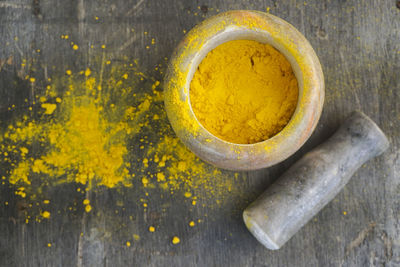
185,28,304,146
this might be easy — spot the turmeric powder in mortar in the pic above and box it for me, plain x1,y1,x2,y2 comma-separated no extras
190,40,298,144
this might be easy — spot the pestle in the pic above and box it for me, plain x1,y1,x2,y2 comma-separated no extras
243,111,389,250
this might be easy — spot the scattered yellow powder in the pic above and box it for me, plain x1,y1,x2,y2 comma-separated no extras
2,55,244,226
41,103,57,115
156,172,165,181
2,63,155,194
85,205,92,213
190,40,299,144
143,158,148,167
151,80,160,90
148,226,155,232
84,68,91,77
141,177,149,186
15,187,26,198
20,147,28,155
177,161,186,171
145,135,239,202
172,236,180,244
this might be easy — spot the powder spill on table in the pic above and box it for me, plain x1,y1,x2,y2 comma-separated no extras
0,48,244,224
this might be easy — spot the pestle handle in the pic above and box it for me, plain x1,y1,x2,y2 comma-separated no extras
243,111,389,250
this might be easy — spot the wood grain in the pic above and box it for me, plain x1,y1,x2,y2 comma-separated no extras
0,0,399,266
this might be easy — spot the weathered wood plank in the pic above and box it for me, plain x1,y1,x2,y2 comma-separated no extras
0,0,399,266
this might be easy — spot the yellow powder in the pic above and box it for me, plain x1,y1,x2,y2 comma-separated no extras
20,147,28,155
15,187,26,198
2,54,244,225
41,103,57,115
144,135,240,202
156,172,165,181
141,177,149,186
85,205,92,213
84,68,91,77
190,40,298,144
5,68,143,189
171,236,180,244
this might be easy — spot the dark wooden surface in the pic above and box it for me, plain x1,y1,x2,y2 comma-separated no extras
1,0,399,266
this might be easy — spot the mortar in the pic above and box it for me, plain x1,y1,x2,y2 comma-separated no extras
164,10,324,170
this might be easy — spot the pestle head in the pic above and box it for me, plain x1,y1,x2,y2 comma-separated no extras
243,111,389,250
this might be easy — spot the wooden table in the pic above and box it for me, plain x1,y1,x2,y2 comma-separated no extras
0,0,399,266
